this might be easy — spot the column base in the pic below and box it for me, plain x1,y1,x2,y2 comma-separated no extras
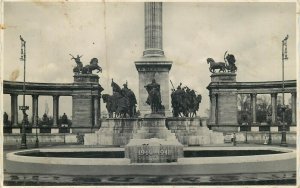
51,128,59,134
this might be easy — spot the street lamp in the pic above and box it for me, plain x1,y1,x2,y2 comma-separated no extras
280,35,288,147
35,112,39,148
19,35,29,149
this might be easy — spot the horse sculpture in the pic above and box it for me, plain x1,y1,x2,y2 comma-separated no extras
171,85,202,117
82,58,102,74
207,58,226,73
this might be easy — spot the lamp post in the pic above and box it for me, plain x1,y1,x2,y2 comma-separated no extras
19,35,29,149
34,98,39,148
280,35,288,147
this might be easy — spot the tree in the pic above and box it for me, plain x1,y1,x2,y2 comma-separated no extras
237,94,251,124
256,95,271,123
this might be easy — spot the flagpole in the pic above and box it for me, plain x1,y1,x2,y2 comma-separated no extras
280,34,288,147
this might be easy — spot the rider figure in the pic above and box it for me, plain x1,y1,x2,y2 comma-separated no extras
225,53,237,72
70,54,83,73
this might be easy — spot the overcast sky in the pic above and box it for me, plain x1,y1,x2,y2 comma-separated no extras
3,2,296,120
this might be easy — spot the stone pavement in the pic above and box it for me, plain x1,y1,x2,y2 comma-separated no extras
4,172,296,186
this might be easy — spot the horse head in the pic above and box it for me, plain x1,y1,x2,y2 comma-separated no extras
90,58,98,65
102,94,110,103
207,58,215,64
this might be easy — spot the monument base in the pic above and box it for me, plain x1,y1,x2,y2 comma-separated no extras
210,124,239,132
167,118,224,145
125,114,183,163
84,118,140,146
125,138,183,163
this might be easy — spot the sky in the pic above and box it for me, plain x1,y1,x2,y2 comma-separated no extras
2,2,296,120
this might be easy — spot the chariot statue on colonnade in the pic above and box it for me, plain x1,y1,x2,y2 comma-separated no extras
70,54,102,74
207,51,237,73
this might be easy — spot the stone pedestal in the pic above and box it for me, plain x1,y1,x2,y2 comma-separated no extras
135,57,172,117
72,74,103,133
51,128,59,134
133,116,175,139
125,138,183,163
84,118,141,146
207,73,238,132
125,114,183,163
167,117,224,145
12,128,20,134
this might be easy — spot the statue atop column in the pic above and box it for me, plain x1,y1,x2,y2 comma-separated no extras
145,79,164,113
70,54,102,74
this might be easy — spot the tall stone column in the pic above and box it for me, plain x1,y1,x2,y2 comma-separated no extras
52,95,59,127
291,92,296,125
93,96,100,127
135,2,172,116
32,95,39,127
251,93,257,124
144,2,163,57
209,94,216,125
11,94,18,127
271,93,277,125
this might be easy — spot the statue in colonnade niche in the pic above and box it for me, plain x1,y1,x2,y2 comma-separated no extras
70,54,102,74
41,113,50,127
3,112,9,127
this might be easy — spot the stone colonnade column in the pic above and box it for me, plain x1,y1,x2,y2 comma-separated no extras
53,95,59,127
93,96,100,127
251,93,257,124
271,93,277,124
291,92,296,125
32,95,39,127
209,94,217,124
11,94,18,127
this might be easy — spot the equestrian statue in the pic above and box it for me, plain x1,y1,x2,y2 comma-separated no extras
102,79,137,118
171,82,202,117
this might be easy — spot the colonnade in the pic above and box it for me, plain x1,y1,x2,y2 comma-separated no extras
249,92,296,125
210,92,297,126
9,94,101,127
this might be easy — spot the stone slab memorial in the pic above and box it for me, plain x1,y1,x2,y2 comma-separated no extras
124,114,183,163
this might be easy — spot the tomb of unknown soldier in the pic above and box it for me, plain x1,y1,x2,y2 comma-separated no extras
2,2,297,186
